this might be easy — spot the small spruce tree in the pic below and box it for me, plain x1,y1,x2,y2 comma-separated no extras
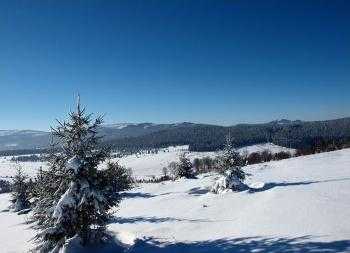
211,134,246,193
171,153,194,179
11,166,30,212
31,100,125,252
218,134,245,179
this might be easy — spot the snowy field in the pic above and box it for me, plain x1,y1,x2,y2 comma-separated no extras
0,147,349,252
238,142,296,155
0,143,295,180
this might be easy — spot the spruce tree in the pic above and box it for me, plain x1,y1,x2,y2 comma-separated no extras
31,100,122,252
218,134,245,179
211,134,246,193
11,166,30,212
172,153,194,179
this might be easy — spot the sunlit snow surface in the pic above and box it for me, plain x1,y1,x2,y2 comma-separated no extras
0,143,295,180
0,147,349,252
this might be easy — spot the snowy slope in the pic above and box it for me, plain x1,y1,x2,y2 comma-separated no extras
0,149,349,252
109,149,350,252
0,194,34,252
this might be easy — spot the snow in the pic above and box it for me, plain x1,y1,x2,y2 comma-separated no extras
67,156,82,174
103,123,136,129
0,156,47,179
0,130,47,137
0,194,35,252
5,143,18,147
113,144,295,180
210,170,246,194
0,148,349,252
110,149,350,252
113,146,215,180
238,142,296,155
0,130,20,137
53,184,77,219
0,143,294,181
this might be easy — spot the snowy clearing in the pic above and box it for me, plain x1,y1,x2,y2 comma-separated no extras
0,143,295,180
238,142,296,155
0,148,349,252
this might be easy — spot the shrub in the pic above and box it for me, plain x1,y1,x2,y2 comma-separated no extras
0,179,12,194
261,150,273,162
247,152,263,164
274,151,292,160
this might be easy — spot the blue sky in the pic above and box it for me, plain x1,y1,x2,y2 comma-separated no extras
0,0,349,130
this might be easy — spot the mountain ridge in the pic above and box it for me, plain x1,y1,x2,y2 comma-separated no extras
1,117,350,152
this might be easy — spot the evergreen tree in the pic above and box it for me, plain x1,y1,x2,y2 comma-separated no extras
171,153,194,179
211,134,246,193
102,161,133,194
218,134,245,180
31,100,124,252
11,166,30,212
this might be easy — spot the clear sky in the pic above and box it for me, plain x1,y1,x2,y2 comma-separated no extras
0,0,349,130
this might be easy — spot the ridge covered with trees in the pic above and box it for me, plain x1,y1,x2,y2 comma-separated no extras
1,117,350,155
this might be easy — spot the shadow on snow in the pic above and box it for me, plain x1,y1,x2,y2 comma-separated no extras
110,216,230,224
120,192,156,199
62,236,350,253
187,187,210,196
129,236,350,253
248,178,350,193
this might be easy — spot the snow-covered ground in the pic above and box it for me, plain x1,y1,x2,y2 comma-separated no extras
0,143,295,180
115,146,216,179
0,156,47,179
0,148,349,252
238,142,296,155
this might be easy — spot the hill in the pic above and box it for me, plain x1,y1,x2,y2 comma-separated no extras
1,117,350,154
106,117,350,151
1,148,349,252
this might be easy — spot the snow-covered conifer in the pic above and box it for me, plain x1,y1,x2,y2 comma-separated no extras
171,153,195,179
11,166,30,212
31,100,125,252
211,134,246,193
217,134,245,178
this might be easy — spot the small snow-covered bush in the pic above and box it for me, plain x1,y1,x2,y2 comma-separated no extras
211,169,247,194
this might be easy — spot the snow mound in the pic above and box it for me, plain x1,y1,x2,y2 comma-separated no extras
211,170,247,194
247,181,265,190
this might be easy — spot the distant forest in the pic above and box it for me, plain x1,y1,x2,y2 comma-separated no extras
105,118,350,152
1,117,350,156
